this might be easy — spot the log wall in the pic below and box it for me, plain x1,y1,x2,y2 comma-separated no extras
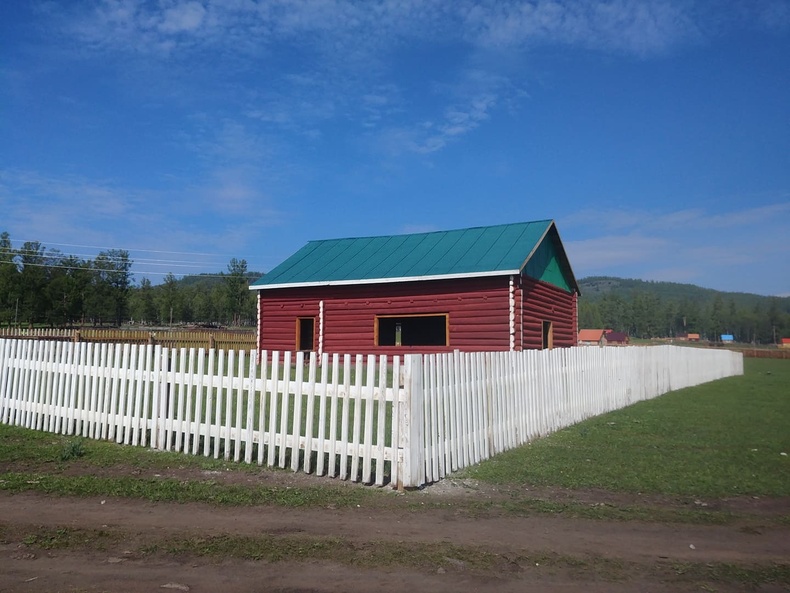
258,274,578,355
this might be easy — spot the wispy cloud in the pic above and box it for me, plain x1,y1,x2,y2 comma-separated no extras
46,0,749,159
464,0,701,55
561,200,790,294
565,201,790,233
58,1,723,58
377,91,498,155
565,233,670,269
0,167,282,273
0,169,160,252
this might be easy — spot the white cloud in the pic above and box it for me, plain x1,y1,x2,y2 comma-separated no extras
159,1,206,33
464,0,700,55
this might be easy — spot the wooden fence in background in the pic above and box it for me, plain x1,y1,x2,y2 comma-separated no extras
738,348,790,360
0,339,743,488
0,327,256,351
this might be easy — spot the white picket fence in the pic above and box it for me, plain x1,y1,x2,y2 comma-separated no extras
413,345,744,485
0,339,742,488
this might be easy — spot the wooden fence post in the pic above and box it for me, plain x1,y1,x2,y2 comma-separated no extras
398,354,424,489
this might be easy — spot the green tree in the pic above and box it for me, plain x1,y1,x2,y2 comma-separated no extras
578,300,602,329
158,273,182,325
677,298,703,336
129,277,158,324
661,300,678,337
708,295,725,340
17,241,50,324
598,293,630,332
224,258,252,326
91,250,133,326
630,292,662,338
0,232,20,325
766,298,784,344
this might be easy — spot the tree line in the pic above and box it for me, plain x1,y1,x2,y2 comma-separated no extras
578,286,789,344
3,232,786,341
0,232,257,328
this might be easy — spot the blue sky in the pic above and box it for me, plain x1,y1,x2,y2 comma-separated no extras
1,1,789,296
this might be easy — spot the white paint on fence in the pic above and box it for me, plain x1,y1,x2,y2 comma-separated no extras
0,339,742,488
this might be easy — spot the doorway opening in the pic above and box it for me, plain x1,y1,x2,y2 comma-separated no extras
297,317,315,351
542,320,553,350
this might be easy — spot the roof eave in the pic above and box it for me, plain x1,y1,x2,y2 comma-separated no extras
249,269,520,291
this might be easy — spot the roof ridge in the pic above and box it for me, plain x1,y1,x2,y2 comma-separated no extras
306,219,556,243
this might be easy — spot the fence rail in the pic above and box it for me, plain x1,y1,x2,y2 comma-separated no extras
0,339,742,488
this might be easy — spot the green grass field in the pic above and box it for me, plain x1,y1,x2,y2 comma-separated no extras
464,357,790,498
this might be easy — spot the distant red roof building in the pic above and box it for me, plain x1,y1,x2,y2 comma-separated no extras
578,329,607,345
678,333,701,342
781,338,790,349
604,331,629,345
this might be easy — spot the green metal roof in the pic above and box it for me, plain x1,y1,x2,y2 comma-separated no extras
251,220,579,293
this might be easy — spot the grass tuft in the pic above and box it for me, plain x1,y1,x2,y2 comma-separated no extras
60,438,86,462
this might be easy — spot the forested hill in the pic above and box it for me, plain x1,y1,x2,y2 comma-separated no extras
579,276,787,309
576,276,789,343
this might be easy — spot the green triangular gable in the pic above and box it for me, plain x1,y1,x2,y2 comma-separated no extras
523,227,577,293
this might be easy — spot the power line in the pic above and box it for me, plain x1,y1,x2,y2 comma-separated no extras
3,260,244,279
2,238,266,278
11,249,227,267
4,244,257,271
9,246,229,266
12,239,237,258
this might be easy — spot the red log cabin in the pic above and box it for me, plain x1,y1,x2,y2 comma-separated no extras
250,220,580,356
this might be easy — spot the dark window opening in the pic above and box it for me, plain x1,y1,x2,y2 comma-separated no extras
377,315,448,347
542,320,553,350
297,317,315,351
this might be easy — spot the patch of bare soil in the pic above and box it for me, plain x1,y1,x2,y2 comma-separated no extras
1,465,789,593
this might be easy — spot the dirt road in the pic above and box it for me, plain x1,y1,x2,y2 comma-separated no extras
1,472,788,593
